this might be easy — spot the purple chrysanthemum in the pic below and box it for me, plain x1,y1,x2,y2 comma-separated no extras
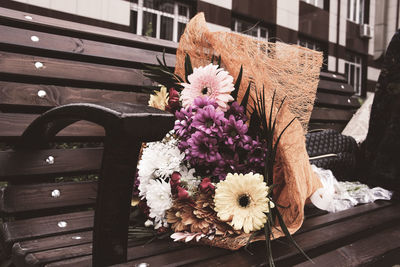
225,101,247,122
192,96,218,111
174,106,194,138
192,105,226,135
187,131,221,164
223,115,249,148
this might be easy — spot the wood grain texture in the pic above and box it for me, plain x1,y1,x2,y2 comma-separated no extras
0,210,94,254
185,203,400,267
310,107,355,122
36,202,396,267
0,25,176,68
315,92,360,109
0,51,153,89
0,181,97,213
294,225,400,267
0,7,178,53
0,113,105,142
319,71,347,82
0,81,149,112
0,148,102,180
12,231,93,267
318,79,355,95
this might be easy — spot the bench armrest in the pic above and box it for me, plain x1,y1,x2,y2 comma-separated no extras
18,102,175,266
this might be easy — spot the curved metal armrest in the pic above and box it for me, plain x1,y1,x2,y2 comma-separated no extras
19,103,175,266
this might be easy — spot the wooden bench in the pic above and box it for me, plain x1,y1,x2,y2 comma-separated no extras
0,7,398,267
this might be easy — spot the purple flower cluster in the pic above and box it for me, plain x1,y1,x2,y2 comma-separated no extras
174,96,267,180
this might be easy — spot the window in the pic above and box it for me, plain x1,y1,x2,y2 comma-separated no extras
301,0,324,9
344,54,362,95
347,0,364,24
298,38,328,70
298,39,322,51
130,0,190,42
231,19,268,41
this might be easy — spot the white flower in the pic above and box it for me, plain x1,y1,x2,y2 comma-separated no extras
145,179,172,229
179,165,201,196
138,137,184,197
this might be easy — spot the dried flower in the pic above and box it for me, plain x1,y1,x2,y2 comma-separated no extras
148,86,169,110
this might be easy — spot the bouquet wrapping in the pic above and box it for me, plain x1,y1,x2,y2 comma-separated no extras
134,12,324,256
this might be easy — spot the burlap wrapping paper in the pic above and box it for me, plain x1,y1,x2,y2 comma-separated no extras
175,13,323,249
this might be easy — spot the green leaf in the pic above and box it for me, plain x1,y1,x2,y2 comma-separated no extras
240,81,252,110
231,65,243,101
184,54,193,82
217,55,222,67
264,222,275,267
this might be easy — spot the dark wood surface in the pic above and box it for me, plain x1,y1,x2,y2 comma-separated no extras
0,148,103,180
0,181,97,213
0,24,176,68
0,51,152,90
295,225,400,266
0,7,178,53
0,81,149,112
11,201,396,267
0,113,105,142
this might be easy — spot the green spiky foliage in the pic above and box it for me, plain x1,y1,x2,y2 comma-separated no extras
143,51,185,91
237,85,312,267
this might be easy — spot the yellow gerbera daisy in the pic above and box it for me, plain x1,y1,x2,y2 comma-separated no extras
148,86,169,110
214,173,273,234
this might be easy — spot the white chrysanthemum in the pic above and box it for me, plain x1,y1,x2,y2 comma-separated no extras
179,165,201,196
145,179,172,229
181,64,234,111
214,173,273,234
138,138,184,197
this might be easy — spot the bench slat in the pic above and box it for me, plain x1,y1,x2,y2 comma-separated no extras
318,79,354,95
185,202,399,267
0,81,149,112
12,231,93,267
315,92,360,109
0,210,94,255
294,224,400,266
319,72,347,82
0,51,152,89
0,7,178,53
0,181,97,214
0,148,102,181
0,113,104,142
16,202,394,267
308,122,347,132
0,25,176,68
310,107,354,123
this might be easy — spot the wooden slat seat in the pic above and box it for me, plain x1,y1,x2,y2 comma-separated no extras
11,202,396,267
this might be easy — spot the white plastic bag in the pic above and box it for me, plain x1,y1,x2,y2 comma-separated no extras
310,165,392,213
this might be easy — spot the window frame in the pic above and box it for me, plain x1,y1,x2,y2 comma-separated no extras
231,18,269,41
344,55,362,95
347,0,365,24
130,0,190,42
301,0,324,9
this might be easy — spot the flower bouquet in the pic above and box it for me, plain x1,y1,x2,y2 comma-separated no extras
130,12,324,266
132,53,311,266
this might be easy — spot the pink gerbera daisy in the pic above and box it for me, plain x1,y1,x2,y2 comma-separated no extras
181,64,234,111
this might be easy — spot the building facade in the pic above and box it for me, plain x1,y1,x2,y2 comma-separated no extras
4,0,400,97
